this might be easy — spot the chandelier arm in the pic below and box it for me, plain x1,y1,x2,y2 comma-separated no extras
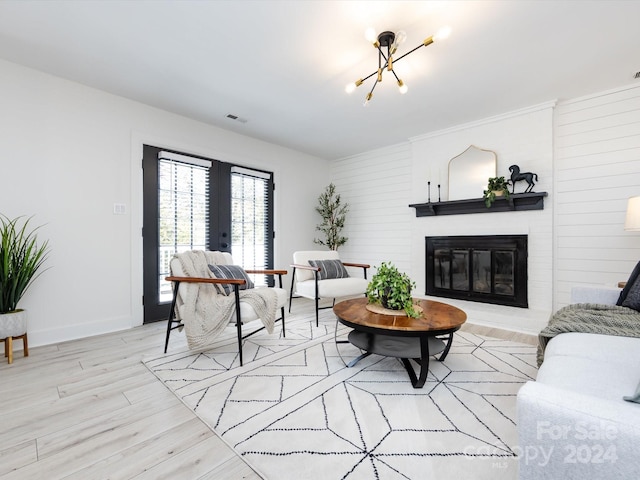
393,42,428,64
377,46,391,69
368,77,379,96
377,49,401,82
384,60,400,82
360,70,379,83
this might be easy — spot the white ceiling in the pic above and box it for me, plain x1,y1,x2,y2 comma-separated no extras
0,0,639,160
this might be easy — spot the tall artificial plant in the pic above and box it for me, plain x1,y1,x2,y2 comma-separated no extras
314,183,348,251
0,215,50,314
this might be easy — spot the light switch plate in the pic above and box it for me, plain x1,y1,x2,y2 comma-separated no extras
113,203,126,215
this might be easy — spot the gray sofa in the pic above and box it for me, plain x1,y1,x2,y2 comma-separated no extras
517,286,640,479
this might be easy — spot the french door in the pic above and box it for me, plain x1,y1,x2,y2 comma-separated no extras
142,145,273,323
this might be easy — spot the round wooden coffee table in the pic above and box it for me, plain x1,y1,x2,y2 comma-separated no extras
333,297,467,388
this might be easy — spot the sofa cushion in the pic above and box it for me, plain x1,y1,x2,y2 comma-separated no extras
308,259,349,280
544,332,640,365
208,264,254,295
296,277,369,299
622,277,640,311
617,260,640,309
536,354,640,402
541,332,640,403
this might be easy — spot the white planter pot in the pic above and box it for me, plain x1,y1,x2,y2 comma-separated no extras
0,309,27,338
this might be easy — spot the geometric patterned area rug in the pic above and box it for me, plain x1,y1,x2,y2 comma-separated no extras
144,309,537,480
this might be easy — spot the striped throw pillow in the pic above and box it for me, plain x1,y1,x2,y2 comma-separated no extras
308,259,350,280
208,264,254,295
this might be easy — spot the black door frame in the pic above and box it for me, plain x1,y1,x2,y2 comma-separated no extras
142,145,231,323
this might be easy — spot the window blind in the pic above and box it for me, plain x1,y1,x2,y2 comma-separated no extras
231,167,272,285
157,155,210,301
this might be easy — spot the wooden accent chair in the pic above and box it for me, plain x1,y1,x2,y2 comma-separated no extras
289,250,369,326
164,251,287,366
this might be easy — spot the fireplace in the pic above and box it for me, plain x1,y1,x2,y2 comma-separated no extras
425,235,528,308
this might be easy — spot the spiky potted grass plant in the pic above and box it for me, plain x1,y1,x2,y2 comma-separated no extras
0,214,50,339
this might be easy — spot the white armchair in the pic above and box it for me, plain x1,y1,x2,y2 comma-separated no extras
164,250,287,366
289,250,369,326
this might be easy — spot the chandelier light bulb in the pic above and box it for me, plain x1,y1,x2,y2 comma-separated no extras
434,25,452,42
398,79,408,94
391,30,407,53
364,27,377,43
345,78,363,94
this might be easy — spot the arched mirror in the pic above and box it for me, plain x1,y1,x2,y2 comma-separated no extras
448,145,497,200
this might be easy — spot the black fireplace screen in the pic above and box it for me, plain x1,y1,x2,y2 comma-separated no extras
426,235,528,308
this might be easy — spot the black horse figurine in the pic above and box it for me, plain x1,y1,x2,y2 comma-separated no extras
509,165,537,193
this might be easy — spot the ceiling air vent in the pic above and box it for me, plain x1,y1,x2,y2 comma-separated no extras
226,113,248,124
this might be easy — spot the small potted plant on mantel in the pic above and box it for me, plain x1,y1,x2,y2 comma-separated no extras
483,176,510,208
0,214,50,362
366,262,420,318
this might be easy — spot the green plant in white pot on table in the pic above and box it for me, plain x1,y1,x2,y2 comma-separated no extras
366,262,420,318
0,214,50,360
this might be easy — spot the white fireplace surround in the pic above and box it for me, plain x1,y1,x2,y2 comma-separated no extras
333,103,555,336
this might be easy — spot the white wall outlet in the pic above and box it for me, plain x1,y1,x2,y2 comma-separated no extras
113,203,127,215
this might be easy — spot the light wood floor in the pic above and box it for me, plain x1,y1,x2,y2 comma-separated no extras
0,307,537,479
0,321,262,479
461,322,538,346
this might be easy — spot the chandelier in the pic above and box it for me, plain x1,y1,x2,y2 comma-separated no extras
345,26,451,106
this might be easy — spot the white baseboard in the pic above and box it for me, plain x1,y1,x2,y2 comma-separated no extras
27,315,134,348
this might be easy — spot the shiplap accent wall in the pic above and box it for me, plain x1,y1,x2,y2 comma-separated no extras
554,83,640,309
409,105,554,334
330,143,413,275
331,105,554,334
330,84,640,335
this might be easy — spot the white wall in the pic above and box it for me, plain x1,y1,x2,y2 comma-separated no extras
4,53,639,346
409,104,554,334
333,103,554,334
331,143,413,272
334,83,640,335
554,83,640,308
0,58,330,347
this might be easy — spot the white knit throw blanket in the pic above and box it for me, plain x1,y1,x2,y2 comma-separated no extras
174,250,278,350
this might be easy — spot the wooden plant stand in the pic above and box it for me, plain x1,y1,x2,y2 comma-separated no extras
1,333,29,364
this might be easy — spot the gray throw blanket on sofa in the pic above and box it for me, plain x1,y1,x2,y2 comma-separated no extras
538,303,640,366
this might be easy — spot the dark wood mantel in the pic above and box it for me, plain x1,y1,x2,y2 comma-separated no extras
409,192,547,217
